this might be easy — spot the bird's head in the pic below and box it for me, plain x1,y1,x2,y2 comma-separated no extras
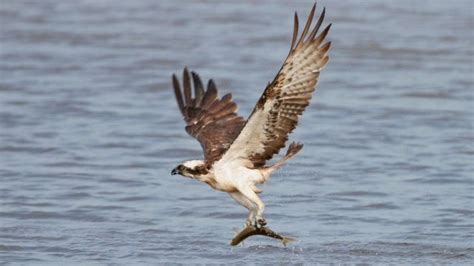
170,164,186,177
171,160,206,178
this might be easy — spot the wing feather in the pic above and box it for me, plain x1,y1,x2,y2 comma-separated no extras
172,74,185,115
183,68,192,106
172,68,246,165
295,3,316,48
191,71,205,106
307,7,325,41
220,4,331,167
201,80,218,109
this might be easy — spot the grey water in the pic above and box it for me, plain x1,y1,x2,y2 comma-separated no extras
0,0,473,264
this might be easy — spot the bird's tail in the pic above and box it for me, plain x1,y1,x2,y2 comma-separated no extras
271,142,304,170
285,142,304,159
259,142,304,183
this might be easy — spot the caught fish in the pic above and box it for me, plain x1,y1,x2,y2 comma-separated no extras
230,225,296,247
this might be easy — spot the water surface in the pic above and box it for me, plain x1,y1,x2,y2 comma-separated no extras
1,0,473,264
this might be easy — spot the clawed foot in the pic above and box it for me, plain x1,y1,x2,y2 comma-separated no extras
245,217,266,228
245,219,253,227
248,217,266,228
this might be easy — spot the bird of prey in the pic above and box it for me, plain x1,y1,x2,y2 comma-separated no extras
170,3,331,228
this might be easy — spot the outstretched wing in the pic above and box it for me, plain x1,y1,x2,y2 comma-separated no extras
173,68,246,165
220,4,331,167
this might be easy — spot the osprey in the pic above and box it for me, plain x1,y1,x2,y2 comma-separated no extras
170,4,331,228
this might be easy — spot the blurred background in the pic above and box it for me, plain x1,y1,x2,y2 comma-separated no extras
0,0,472,264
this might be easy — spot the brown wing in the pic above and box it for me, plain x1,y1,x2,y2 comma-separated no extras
220,4,331,167
172,68,246,165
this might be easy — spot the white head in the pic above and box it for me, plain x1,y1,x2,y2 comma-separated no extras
171,160,207,178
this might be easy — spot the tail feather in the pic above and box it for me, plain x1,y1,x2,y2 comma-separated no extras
261,141,304,179
285,142,304,158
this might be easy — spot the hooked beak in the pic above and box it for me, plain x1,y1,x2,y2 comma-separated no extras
171,168,179,175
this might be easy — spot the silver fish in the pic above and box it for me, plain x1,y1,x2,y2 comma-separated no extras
230,225,296,247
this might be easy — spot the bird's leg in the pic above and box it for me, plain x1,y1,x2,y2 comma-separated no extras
229,191,257,227
238,186,266,228
246,208,257,227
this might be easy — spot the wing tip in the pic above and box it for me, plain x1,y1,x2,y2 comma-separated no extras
291,2,331,51
290,12,299,52
295,2,317,48
172,73,185,115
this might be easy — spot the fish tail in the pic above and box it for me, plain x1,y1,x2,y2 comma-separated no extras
281,236,296,247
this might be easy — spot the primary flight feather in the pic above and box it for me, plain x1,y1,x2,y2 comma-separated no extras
171,3,331,228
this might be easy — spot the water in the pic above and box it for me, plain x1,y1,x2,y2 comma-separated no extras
1,0,473,264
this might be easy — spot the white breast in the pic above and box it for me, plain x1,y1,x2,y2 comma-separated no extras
212,160,264,191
